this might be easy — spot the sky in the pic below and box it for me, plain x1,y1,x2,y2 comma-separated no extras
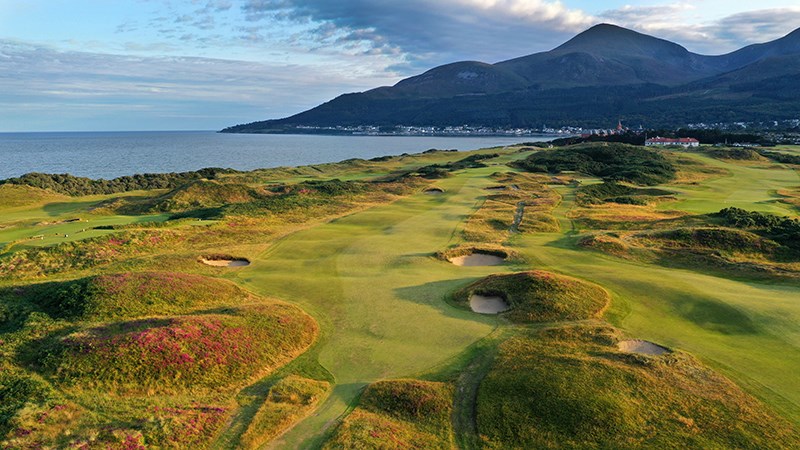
1,1,799,131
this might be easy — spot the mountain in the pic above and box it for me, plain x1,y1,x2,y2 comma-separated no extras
222,24,800,133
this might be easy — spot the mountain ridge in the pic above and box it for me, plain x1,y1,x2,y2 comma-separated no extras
223,24,800,132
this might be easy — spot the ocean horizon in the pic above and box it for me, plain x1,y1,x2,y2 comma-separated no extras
0,131,552,180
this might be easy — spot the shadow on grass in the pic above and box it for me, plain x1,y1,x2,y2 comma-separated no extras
671,295,759,335
41,200,101,217
394,278,498,323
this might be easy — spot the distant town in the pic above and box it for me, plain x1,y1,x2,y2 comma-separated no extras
290,119,800,144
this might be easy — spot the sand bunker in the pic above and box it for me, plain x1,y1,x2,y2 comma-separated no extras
485,185,506,191
425,188,445,195
199,257,250,267
469,294,510,314
617,340,671,356
449,252,505,266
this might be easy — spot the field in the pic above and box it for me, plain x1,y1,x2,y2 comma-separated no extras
1,144,799,448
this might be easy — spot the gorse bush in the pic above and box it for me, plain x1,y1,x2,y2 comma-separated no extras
515,143,676,185
716,207,800,252
0,168,239,196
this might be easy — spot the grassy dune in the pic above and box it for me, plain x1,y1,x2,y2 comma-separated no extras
451,270,610,322
323,380,453,449
478,325,800,449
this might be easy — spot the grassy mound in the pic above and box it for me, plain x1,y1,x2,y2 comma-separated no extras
707,148,766,161
0,229,182,279
514,143,676,185
239,376,330,449
323,379,453,449
477,326,800,449
151,180,261,212
36,304,317,393
21,272,252,321
0,184,68,209
643,227,781,255
452,271,609,323
576,181,674,206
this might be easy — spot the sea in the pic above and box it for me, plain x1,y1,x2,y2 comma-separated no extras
0,131,555,180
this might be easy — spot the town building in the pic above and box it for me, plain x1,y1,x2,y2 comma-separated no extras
645,137,700,148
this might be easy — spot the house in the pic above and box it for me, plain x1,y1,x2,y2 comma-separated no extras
645,137,700,148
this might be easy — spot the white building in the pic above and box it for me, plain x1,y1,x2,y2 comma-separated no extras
645,137,700,148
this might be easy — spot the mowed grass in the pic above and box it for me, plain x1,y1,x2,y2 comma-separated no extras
0,185,170,254
662,152,800,215
231,168,515,448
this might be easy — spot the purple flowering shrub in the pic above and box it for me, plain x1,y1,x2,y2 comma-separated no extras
43,304,317,392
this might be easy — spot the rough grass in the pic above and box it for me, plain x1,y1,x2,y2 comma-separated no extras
0,185,68,209
33,304,317,393
18,271,252,321
150,180,262,212
707,148,767,161
463,172,560,243
323,380,453,449
452,270,609,323
0,229,183,279
777,186,800,211
667,152,729,185
576,181,674,206
514,143,676,185
239,376,330,449
477,325,800,450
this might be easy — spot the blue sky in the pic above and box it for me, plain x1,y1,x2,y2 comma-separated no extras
1,1,799,131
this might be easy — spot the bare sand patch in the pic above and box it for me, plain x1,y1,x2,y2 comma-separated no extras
450,253,505,266
469,294,510,314
617,340,671,356
199,256,250,267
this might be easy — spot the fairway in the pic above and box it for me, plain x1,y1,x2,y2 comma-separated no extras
235,151,800,446
231,170,505,447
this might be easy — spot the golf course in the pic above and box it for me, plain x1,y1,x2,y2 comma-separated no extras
1,143,799,449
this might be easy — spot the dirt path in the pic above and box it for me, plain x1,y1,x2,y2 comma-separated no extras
510,201,525,232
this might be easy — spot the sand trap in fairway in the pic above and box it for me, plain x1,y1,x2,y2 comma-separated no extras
424,188,445,195
618,340,671,356
199,257,250,267
449,253,505,266
469,294,510,314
